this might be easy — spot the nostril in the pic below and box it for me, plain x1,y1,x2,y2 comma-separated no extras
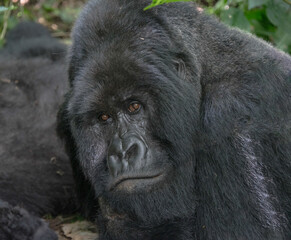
125,144,138,160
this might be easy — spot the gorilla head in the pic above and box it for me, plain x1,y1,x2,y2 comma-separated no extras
59,0,291,239
64,14,199,222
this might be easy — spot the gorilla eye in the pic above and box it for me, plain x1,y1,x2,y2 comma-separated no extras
99,113,111,122
128,102,141,113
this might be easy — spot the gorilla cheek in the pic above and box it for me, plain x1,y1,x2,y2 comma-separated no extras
71,125,107,181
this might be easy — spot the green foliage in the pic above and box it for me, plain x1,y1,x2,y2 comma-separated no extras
148,0,291,54
39,1,82,26
145,0,192,10
0,1,18,47
213,0,291,53
0,0,84,43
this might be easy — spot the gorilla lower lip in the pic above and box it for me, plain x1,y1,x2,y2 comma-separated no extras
110,173,163,191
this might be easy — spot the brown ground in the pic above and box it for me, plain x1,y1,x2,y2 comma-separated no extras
47,216,98,240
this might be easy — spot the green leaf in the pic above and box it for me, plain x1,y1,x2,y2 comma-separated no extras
144,0,191,10
250,19,275,39
59,8,81,24
212,0,228,14
266,0,291,27
220,7,251,31
248,0,268,10
228,0,245,4
245,8,264,21
273,27,291,52
42,4,54,13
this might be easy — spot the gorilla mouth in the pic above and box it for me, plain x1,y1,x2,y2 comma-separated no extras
109,173,163,191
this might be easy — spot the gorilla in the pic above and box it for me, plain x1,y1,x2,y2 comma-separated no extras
57,0,291,239
0,22,75,240
56,0,291,239
1,0,290,239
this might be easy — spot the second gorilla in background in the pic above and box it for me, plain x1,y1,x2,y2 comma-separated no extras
0,22,76,240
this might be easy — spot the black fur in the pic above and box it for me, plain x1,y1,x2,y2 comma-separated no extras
58,0,291,239
2,21,65,61
0,22,75,239
0,200,57,240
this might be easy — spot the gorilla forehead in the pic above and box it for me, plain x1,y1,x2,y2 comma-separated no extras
70,0,187,79
70,50,194,113
73,0,171,51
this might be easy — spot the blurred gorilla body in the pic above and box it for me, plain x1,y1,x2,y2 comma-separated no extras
0,22,75,240
58,0,291,239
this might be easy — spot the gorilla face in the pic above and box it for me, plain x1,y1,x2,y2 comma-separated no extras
65,51,200,222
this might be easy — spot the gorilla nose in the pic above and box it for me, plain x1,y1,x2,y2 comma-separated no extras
107,135,147,177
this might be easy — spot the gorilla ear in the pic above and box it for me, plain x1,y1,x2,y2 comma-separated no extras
173,57,187,80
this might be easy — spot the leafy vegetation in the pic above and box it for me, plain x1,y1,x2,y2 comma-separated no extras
0,0,85,46
1,0,291,53
147,0,291,53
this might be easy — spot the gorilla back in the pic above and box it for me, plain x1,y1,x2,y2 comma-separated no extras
58,0,291,239
0,22,75,240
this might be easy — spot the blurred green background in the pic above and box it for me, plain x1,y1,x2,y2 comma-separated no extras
1,0,291,53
